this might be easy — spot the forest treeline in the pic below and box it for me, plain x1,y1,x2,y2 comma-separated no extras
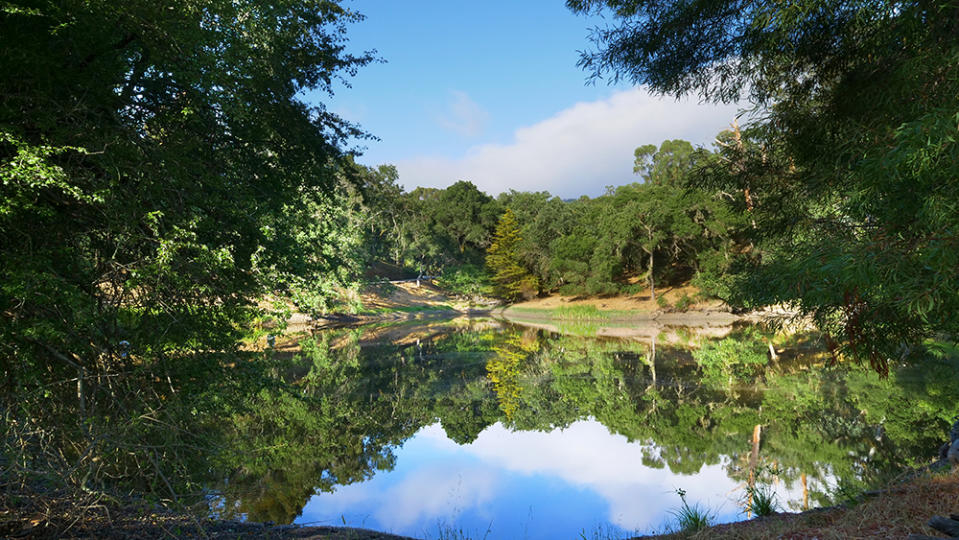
339,137,745,305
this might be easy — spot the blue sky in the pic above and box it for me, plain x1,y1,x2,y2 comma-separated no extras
313,1,741,198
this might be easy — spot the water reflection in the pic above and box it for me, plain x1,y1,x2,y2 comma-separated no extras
210,318,957,538
301,421,751,538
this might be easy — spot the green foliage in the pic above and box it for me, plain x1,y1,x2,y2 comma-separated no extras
634,139,707,187
0,0,375,508
673,293,694,312
391,182,501,273
569,0,959,372
744,484,778,517
692,329,770,384
436,264,495,299
486,209,540,300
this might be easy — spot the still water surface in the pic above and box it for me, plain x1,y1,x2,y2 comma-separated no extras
217,317,955,539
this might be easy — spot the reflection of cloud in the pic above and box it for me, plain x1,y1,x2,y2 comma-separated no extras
436,90,489,137
303,421,812,534
303,450,499,532
421,421,741,529
399,88,740,198
373,465,498,529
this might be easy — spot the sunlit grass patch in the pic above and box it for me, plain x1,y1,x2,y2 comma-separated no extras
360,304,456,315
553,304,606,320
507,305,637,321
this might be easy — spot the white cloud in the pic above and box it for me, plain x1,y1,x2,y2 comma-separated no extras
399,88,741,198
436,90,489,137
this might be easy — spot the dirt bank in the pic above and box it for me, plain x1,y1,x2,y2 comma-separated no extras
635,469,959,539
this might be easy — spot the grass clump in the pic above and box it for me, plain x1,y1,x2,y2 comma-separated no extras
673,293,695,311
744,484,778,517
669,488,713,534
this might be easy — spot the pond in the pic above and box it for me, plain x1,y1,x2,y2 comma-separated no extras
211,316,957,539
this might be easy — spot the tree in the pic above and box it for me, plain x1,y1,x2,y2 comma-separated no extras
391,181,500,273
486,209,539,300
569,0,959,371
1,0,373,493
435,180,501,254
498,190,579,288
634,139,705,187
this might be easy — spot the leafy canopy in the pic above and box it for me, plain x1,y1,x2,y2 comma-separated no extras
569,0,959,372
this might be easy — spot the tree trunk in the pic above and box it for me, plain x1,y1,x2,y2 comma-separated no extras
801,473,808,510
648,250,655,302
649,336,657,383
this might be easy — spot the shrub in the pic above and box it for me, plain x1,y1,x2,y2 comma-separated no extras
436,264,494,298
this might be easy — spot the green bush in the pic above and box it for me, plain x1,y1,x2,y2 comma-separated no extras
436,264,494,298
673,293,694,311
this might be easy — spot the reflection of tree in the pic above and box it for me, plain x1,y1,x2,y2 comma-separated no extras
17,320,955,525
217,325,500,522
505,329,959,506
486,331,537,420
229,325,959,521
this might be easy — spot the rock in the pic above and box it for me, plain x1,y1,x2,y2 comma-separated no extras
948,440,959,466
929,515,959,537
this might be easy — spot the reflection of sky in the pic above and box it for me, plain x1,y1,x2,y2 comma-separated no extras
298,419,815,538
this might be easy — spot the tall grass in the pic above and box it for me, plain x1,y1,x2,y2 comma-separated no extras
427,520,492,540
578,523,635,539
745,484,778,517
669,488,714,534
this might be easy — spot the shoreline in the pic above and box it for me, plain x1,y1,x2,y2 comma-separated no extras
9,466,954,539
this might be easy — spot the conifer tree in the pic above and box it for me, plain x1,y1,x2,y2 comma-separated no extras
486,209,538,300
